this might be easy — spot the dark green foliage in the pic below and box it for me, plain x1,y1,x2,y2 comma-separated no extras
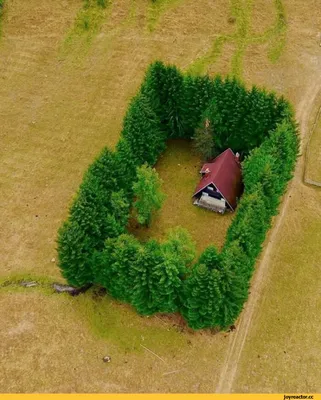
182,264,222,330
130,239,163,315
162,227,196,269
226,187,269,261
58,60,299,330
129,229,196,315
181,75,217,138
213,242,250,328
93,234,141,302
0,0,4,10
58,219,94,287
142,61,185,137
198,245,222,270
57,148,130,287
121,93,166,167
204,78,288,154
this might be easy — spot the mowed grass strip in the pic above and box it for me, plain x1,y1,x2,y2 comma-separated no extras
128,140,233,253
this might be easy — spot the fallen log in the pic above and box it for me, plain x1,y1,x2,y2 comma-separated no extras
20,281,38,288
53,283,92,296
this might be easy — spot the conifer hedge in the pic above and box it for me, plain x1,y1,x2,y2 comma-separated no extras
57,61,299,330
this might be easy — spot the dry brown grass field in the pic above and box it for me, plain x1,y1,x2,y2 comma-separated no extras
1,0,321,393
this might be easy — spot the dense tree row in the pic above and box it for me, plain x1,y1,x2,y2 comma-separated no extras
57,61,299,330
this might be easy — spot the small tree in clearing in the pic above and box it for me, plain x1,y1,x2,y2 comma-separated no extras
192,118,217,161
133,164,165,226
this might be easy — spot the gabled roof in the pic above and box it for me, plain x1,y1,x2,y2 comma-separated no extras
193,148,242,210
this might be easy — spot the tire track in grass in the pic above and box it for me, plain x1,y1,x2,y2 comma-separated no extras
188,0,287,78
60,0,112,57
215,74,321,394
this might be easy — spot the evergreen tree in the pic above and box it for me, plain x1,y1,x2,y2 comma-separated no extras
142,61,185,137
192,119,217,161
162,227,196,269
57,148,130,287
133,164,166,226
58,219,94,287
198,245,221,270
131,240,163,315
94,234,141,303
151,251,183,314
182,264,222,330
152,228,196,313
121,93,166,167
225,187,269,262
181,75,216,137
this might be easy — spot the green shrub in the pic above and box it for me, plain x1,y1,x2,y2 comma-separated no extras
133,164,166,226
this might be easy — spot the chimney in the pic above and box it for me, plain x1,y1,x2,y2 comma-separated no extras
235,152,240,163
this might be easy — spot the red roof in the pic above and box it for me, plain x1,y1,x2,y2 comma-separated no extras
193,149,242,210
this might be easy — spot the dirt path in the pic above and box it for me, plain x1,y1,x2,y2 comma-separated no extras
215,74,321,393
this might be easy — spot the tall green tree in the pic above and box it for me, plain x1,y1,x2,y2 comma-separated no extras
142,61,185,137
94,234,142,303
130,239,163,315
133,164,166,226
192,119,217,161
182,263,222,330
121,93,166,167
153,228,196,313
57,148,130,287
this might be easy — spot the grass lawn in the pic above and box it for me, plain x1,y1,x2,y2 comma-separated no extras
1,0,321,393
129,139,233,253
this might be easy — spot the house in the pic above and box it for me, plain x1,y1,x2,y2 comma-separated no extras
193,148,243,214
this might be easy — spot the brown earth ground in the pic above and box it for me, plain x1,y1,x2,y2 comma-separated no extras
1,0,321,393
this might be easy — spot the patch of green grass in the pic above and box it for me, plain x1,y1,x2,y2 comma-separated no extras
0,273,186,354
187,35,232,76
250,0,287,62
72,288,186,353
129,140,233,253
146,0,183,32
0,273,58,296
267,0,287,62
61,0,111,56
188,0,287,77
